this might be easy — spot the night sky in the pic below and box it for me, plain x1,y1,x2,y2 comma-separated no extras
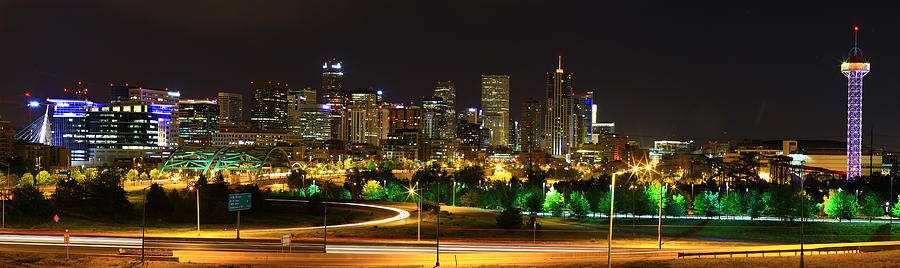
2,2,899,149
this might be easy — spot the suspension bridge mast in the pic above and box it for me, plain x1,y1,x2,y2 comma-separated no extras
841,26,870,179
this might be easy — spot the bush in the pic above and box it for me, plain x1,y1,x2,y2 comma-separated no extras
496,208,523,229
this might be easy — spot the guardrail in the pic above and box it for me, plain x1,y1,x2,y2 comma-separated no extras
678,246,860,259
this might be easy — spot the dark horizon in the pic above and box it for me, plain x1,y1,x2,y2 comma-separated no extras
2,2,900,149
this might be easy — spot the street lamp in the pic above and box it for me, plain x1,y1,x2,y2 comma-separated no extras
607,171,624,268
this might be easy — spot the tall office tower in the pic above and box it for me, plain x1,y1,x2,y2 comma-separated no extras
508,119,520,151
841,26,870,179
321,58,346,108
521,98,542,151
422,97,451,139
347,88,379,145
217,92,244,122
434,81,457,139
177,100,220,145
573,92,593,146
543,56,575,158
250,81,289,131
480,75,510,147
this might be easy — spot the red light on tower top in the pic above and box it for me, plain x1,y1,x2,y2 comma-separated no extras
854,26,859,31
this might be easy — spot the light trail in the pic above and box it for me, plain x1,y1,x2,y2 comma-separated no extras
241,199,410,233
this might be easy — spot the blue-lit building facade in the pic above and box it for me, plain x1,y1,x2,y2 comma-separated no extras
48,99,102,165
49,99,175,166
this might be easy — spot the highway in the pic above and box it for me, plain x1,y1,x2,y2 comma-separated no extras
0,232,896,266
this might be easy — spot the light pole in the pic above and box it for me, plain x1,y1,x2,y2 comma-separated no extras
190,186,200,236
608,171,623,268
435,180,440,267
1,160,9,229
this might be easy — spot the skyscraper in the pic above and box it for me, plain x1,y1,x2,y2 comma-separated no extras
434,81,457,140
422,97,451,139
521,98,541,151
480,75,510,147
841,26,870,179
250,81,289,131
321,58,346,108
543,56,575,158
177,100,220,145
217,92,243,122
574,92,593,146
347,88,379,145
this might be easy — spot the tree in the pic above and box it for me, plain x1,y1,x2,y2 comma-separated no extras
542,186,565,216
140,172,149,182
384,182,405,202
20,173,33,186
71,170,86,182
892,195,900,218
496,208,523,229
744,190,767,219
287,169,306,190
82,168,132,220
644,184,668,213
10,185,54,223
146,183,172,220
361,180,385,200
824,190,860,221
860,193,883,220
35,171,54,185
722,192,742,216
149,169,161,181
125,169,139,183
525,190,544,215
694,191,722,217
307,184,320,197
460,190,481,207
52,178,84,210
567,192,591,218
338,189,352,200
666,194,687,216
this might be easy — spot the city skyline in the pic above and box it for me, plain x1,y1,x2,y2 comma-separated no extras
2,3,899,149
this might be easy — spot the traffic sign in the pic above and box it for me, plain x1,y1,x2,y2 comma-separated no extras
281,234,291,247
228,193,251,211
54,214,59,223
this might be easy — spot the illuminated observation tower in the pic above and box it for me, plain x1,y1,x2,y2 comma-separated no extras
841,26,870,179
